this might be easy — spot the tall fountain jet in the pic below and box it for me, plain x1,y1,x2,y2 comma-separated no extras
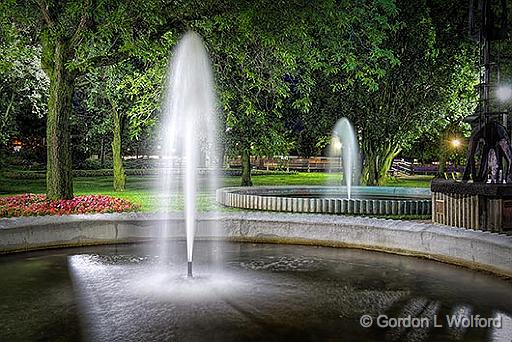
328,118,360,199
158,31,219,278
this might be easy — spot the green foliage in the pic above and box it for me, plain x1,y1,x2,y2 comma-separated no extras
1,0,213,198
117,60,167,139
197,0,398,160
399,0,479,166
187,0,400,184
0,0,483,191
0,25,48,147
340,0,478,185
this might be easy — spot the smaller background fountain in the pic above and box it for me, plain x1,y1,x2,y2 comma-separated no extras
327,117,361,199
217,118,431,216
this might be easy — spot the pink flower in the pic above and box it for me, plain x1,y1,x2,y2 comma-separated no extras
0,193,140,218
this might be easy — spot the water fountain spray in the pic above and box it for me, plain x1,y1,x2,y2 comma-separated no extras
158,31,219,278
329,118,360,199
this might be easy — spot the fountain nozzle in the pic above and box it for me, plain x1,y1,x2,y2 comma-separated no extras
187,261,193,278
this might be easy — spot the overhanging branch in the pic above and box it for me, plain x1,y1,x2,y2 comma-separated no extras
69,0,93,47
88,50,130,67
35,0,53,26
73,50,130,75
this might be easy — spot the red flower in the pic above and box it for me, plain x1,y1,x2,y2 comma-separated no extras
0,194,140,218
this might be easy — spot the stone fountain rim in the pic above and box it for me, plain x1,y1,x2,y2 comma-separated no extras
0,211,511,278
215,186,432,216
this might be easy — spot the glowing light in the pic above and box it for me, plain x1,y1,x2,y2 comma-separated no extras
496,85,512,102
451,139,461,148
332,137,342,151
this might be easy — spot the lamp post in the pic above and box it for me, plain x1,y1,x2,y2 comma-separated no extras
450,138,463,178
496,85,512,103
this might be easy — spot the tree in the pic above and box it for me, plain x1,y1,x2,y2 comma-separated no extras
337,0,478,185
44,0,396,188
197,0,397,185
411,52,478,175
79,65,127,190
1,0,209,199
0,15,48,150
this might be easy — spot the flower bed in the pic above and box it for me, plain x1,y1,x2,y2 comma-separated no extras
0,194,140,218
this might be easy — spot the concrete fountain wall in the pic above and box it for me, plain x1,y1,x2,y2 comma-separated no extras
1,211,511,278
216,186,432,216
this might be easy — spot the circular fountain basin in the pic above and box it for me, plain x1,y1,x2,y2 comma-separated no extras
216,186,432,216
1,241,510,341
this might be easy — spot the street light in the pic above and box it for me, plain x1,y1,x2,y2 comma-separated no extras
496,84,512,102
451,138,461,148
450,138,463,178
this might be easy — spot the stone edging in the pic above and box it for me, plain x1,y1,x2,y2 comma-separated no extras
0,211,511,278
216,186,432,216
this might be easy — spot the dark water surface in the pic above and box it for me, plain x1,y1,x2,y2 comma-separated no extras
0,242,510,342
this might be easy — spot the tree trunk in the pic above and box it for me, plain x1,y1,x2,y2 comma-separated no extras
437,152,447,177
100,138,105,168
377,148,399,185
361,144,400,186
361,150,378,186
241,148,253,186
437,129,454,178
45,42,75,200
112,107,126,191
0,93,15,145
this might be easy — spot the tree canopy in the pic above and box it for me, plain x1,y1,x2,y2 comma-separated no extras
0,0,493,192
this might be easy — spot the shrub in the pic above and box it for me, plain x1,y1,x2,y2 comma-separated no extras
2,169,298,179
75,159,113,170
0,194,140,218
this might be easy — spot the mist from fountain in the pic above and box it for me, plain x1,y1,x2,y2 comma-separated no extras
157,31,219,277
328,118,360,199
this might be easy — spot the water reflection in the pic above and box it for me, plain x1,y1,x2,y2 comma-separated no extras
0,242,510,341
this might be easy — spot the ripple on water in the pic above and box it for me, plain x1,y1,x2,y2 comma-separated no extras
240,255,322,272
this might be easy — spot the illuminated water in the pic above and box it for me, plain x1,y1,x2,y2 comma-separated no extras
1,242,510,341
157,31,220,274
328,118,360,199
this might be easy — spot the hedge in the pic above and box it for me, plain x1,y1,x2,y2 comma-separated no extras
2,169,298,179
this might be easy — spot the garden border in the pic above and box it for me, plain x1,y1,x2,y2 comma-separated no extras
0,211,511,278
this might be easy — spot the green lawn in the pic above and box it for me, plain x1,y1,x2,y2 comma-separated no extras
378,175,434,188
0,172,433,211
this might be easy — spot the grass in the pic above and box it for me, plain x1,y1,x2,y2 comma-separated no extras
380,175,434,188
0,172,433,212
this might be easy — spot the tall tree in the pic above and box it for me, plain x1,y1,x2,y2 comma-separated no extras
198,0,397,185
80,65,131,191
1,0,213,199
342,0,477,185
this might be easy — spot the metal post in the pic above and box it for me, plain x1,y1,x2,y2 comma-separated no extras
187,261,193,278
